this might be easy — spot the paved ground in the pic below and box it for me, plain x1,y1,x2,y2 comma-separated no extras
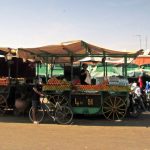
0,112,150,150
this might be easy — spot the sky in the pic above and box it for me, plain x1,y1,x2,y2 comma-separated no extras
0,0,150,50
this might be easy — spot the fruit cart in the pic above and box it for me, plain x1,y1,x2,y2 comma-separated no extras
17,40,143,120
42,76,130,120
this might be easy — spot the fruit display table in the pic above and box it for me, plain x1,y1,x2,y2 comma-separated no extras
75,84,130,92
42,77,130,121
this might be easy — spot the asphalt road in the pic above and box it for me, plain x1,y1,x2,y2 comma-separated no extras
0,112,150,150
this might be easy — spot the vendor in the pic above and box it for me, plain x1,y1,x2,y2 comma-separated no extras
80,63,91,85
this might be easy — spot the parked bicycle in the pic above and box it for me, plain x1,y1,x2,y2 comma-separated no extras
29,94,73,124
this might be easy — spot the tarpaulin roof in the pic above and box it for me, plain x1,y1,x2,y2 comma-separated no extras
0,47,11,55
18,40,143,63
76,57,134,64
133,55,150,66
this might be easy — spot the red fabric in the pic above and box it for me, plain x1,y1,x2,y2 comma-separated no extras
138,76,143,88
72,79,80,85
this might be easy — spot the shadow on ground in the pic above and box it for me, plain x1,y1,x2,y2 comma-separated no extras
0,110,150,127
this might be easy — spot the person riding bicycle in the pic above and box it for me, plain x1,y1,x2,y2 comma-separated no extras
32,77,44,124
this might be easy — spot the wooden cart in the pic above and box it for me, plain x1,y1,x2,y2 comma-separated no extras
42,78,130,121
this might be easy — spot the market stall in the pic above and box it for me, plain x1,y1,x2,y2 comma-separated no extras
16,40,143,120
0,47,12,113
0,47,36,114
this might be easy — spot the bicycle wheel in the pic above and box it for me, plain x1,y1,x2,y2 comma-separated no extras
55,106,73,124
29,105,45,123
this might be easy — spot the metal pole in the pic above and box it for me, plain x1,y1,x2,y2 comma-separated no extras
37,62,39,76
8,62,11,78
124,55,127,77
106,62,107,77
70,56,74,81
45,58,48,82
145,36,148,50
16,58,19,78
136,35,142,49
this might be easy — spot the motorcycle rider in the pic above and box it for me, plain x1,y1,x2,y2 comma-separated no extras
145,81,150,99
131,82,146,112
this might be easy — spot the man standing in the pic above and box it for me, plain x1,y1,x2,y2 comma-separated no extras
80,63,91,85
32,77,44,124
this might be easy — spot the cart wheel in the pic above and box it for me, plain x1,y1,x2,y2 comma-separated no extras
48,95,68,105
0,95,7,114
102,96,127,121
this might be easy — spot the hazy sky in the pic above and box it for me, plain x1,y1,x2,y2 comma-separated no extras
0,0,149,50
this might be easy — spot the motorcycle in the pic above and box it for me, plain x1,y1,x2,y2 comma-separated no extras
143,92,150,111
128,91,146,118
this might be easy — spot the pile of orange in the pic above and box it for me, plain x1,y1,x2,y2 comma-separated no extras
44,78,130,92
76,83,108,91
43,84,70,91
75,83,130,92
47,77,69,85
0,78,9,86
43,77,70,91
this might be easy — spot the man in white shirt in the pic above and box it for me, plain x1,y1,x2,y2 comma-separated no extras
132,82,146,111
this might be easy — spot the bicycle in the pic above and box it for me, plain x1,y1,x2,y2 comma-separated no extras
29,94,73,124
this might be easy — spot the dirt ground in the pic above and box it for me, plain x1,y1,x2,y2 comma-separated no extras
0,112,150,150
